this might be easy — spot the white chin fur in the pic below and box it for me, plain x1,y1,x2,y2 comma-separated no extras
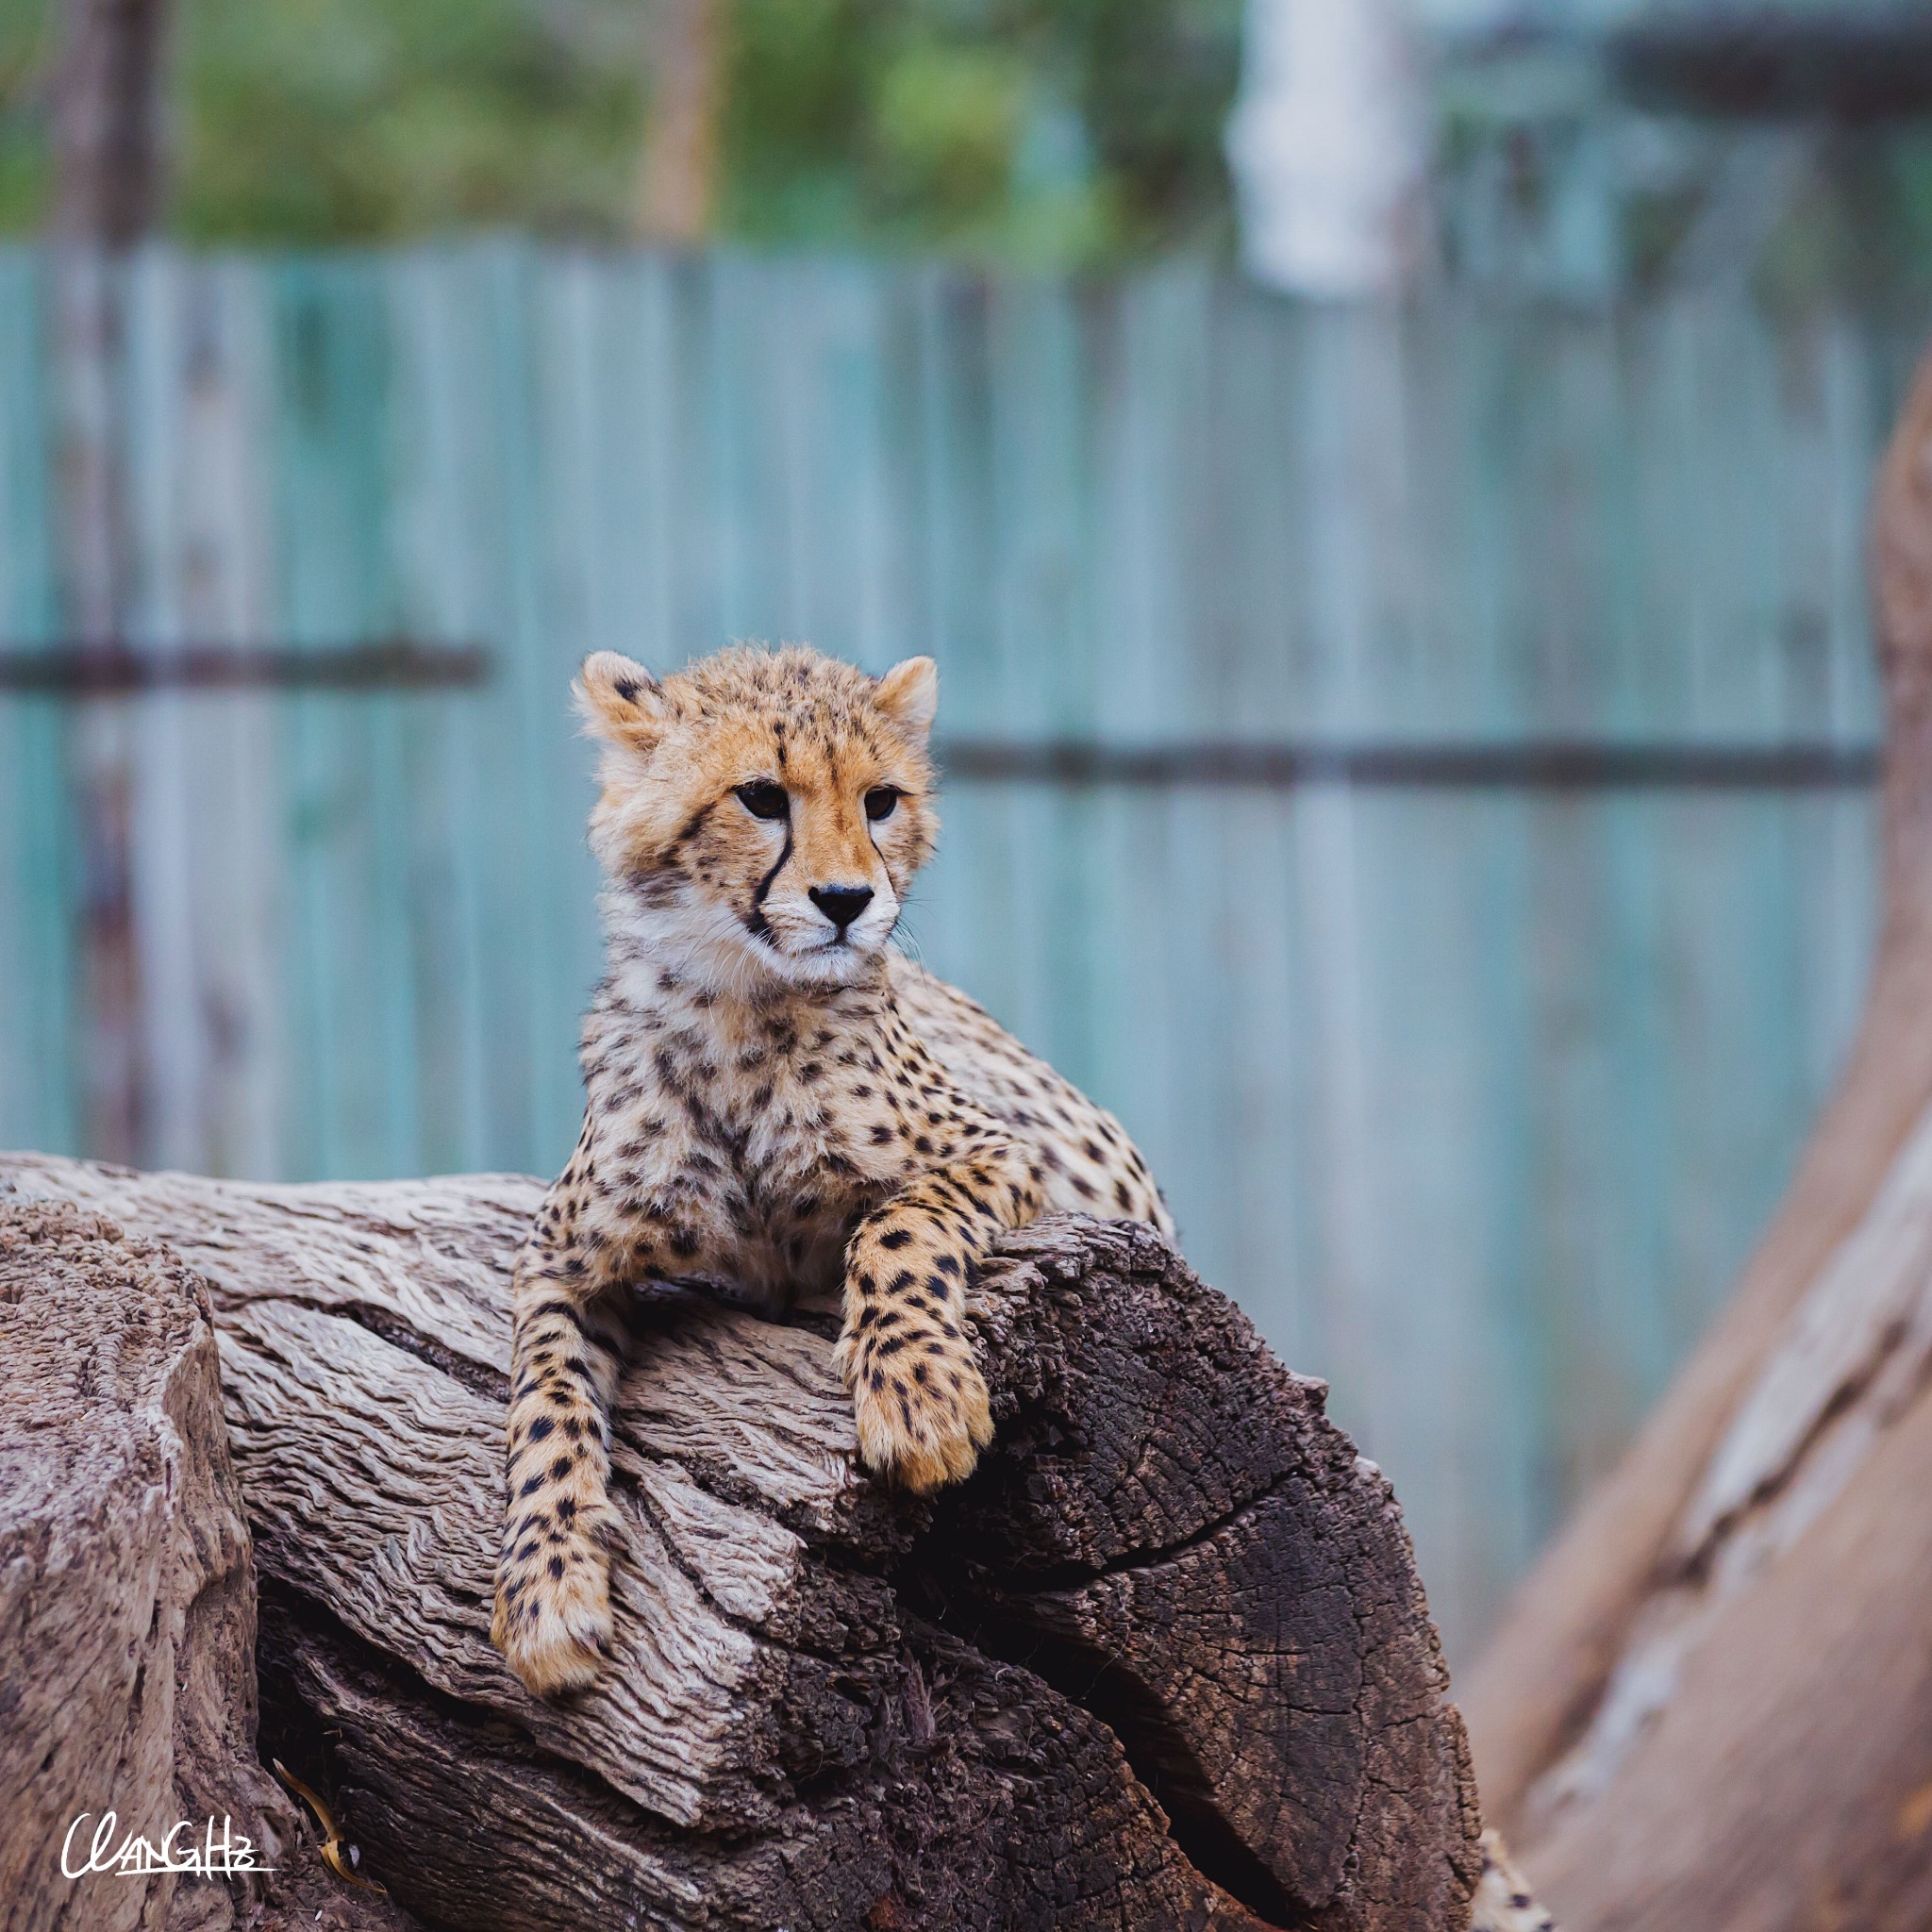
603,886,891,999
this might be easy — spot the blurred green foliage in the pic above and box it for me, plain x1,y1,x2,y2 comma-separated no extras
0,0,1241,258
175,0,646,241
0,0,54,230
723,0,1241,258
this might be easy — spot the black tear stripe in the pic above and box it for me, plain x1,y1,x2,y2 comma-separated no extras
665,799,714,858
745,828,793,941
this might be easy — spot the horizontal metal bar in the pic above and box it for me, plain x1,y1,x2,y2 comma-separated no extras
0,642,492,693
1611,20,1932,122
934,739,1883,791
0,656,1880,790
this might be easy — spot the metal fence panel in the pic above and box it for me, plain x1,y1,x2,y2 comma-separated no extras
0,242,1900,1657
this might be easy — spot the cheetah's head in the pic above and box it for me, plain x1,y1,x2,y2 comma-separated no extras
576,642,939,994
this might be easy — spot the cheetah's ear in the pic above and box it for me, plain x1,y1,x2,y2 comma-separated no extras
575,652,667,747
874,656,938,741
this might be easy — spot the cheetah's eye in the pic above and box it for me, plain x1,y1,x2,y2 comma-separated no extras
864,786,901,823
735,780,790,822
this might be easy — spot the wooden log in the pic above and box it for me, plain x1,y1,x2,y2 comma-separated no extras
1,1153,1484,1932
0,1193,289,1932
1502,1108,1932,1926
1454,346,1932,1924
0,1191,319,1932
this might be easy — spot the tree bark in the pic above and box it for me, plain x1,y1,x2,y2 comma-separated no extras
1457,347,1932,1924
1,1153,1484,1932
0,1192,294,1932
53,0,172,243
635,0,718,243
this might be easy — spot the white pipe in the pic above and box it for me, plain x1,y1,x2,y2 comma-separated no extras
1226,0,1427,296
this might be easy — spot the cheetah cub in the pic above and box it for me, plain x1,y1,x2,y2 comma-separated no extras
491,642,1172,1696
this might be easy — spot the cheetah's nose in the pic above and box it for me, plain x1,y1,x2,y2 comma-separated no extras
809,884,874,933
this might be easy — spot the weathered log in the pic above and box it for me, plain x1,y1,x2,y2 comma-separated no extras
0,1195,292,1932
1513,1141,1932,1927
0,1190,427,1932
1457,347,1932,1925
2,1153,1484,1932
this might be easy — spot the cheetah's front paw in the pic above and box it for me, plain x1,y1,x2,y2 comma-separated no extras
841,1338,993,1492
491,1542,614,1696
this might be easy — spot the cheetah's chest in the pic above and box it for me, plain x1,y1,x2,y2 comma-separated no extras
665,1036,898,1298
723,1107,877,1291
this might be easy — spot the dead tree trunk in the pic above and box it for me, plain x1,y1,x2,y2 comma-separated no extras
1458,347,1932,1927
1,1153,1484,1932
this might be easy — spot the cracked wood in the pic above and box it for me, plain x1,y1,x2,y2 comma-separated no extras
2,1153,1482,1932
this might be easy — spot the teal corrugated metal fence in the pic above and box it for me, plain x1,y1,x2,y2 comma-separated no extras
0,243,1904,1658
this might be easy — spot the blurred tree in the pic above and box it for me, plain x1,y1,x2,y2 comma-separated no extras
172,0,645,241
52,0,169,237
0,1,58,228
0,0,1241,258
721,0,1241,258
46,0,175,1169
637,0,719,241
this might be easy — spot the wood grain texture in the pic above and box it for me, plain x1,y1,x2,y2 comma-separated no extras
1476,1069,1932,1927
0,1153,1482,1932
0,1192,294,1932
1452,340,1932,1928
1461,334,1932,1833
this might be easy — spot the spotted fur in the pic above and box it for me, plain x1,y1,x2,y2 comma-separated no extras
1468,1831,1560,1924
1471,1831,1557,1932
491,643,1173,1696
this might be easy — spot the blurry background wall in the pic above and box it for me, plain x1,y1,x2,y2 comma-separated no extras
0,0,1925,1660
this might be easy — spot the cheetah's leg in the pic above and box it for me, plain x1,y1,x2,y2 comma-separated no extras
490,1202,630,1697
834,1144,1044,1491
